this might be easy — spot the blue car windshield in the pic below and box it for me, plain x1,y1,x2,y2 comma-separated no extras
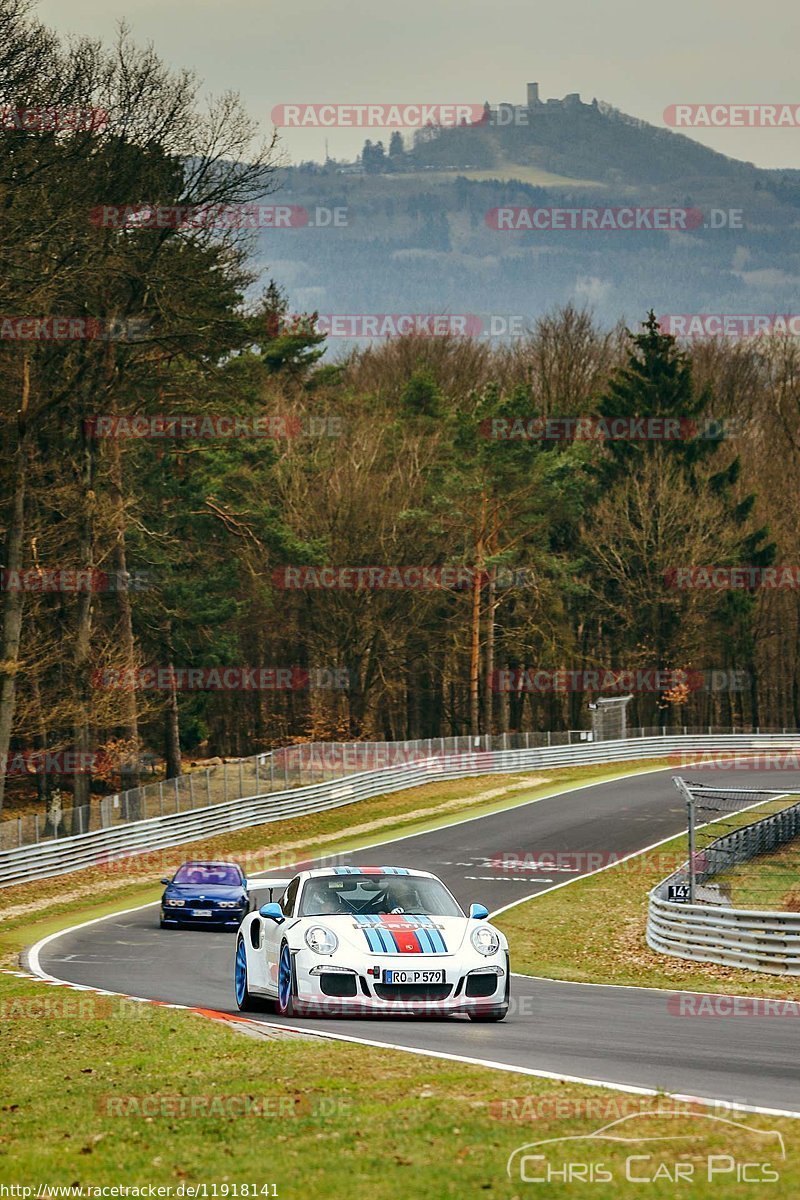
173,864,241,887
298,874,462,917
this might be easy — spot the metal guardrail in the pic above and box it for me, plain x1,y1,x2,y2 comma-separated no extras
0,729,595,851
3,723,791,851
3,732,800,889
648,779,800,975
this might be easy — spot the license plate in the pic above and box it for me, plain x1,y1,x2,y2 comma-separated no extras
383,970,445,984
192,909,212,917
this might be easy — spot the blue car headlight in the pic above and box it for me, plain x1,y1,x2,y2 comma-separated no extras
218,900,240,909
164,898,185,907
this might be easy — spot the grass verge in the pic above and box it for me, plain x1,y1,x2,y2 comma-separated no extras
714,835,800,911
1,918,797,1196
5,758,798,1196
496,829,800,999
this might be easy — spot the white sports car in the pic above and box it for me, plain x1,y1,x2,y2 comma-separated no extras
234,865,509,1021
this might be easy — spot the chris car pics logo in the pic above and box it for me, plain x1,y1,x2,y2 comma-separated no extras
506,1112,785,1185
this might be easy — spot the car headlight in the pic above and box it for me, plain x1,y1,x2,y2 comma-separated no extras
305,926,338,955
471,926,500,956
218,901,240,908
164,898,185,907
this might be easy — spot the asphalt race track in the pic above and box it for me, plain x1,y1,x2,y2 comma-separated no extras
32,764,800,1115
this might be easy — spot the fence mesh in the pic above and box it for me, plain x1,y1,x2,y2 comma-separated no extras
1,723,796,853
675,779,800,910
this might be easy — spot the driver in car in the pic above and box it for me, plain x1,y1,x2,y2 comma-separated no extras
388,878,422,914
303,880,343,914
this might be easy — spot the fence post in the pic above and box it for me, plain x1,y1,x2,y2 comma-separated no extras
686,789,696,904
270,754,275,792
255,758,260,795
17,817,22,847
159,781,164,815
239,759,244,798
174,776,179,812
34,813,39,843
206,768,211,806
224,763,228,804
189,773,195,808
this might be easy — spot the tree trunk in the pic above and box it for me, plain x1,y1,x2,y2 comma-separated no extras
0,359,30,818
483,567,496,736
72,427,96,825
108,435,140,789
163,622,182,779
469,496,487,738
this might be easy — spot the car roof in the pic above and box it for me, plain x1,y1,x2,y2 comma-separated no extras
178,860,242,869
303,866,435,880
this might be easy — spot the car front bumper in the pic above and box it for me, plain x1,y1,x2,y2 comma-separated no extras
162,906,246,928
291,953,508,1016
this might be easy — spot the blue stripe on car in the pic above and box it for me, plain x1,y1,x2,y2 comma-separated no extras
354,916,384,952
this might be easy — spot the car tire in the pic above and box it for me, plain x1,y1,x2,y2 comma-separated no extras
275,941,301,1018
234,936,272,1012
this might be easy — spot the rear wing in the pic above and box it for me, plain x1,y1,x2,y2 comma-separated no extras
248,876,292,902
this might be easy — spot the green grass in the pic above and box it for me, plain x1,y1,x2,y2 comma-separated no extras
2,913,798,1197
402,162,602,187
5,758,800,1196
711,835,800,912
496,829,800,999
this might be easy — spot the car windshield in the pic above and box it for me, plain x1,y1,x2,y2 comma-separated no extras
298,874,463,917
172,864,241,887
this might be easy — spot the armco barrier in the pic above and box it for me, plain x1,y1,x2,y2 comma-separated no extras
647,896,800,976
648,780,800,975
3,733,800,889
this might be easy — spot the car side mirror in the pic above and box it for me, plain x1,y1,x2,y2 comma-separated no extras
160,878,171,885
241,878,248,889
469,902,489,920
259,902,285,922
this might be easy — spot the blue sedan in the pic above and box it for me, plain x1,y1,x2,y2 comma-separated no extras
160,861,250,929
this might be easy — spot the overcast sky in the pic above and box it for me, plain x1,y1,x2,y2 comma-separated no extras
40,0,799,170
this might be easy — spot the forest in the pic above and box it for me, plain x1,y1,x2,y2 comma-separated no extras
2,0,800,820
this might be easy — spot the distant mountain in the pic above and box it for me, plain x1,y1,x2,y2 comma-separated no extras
403,89,760,187
254,83,800,348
